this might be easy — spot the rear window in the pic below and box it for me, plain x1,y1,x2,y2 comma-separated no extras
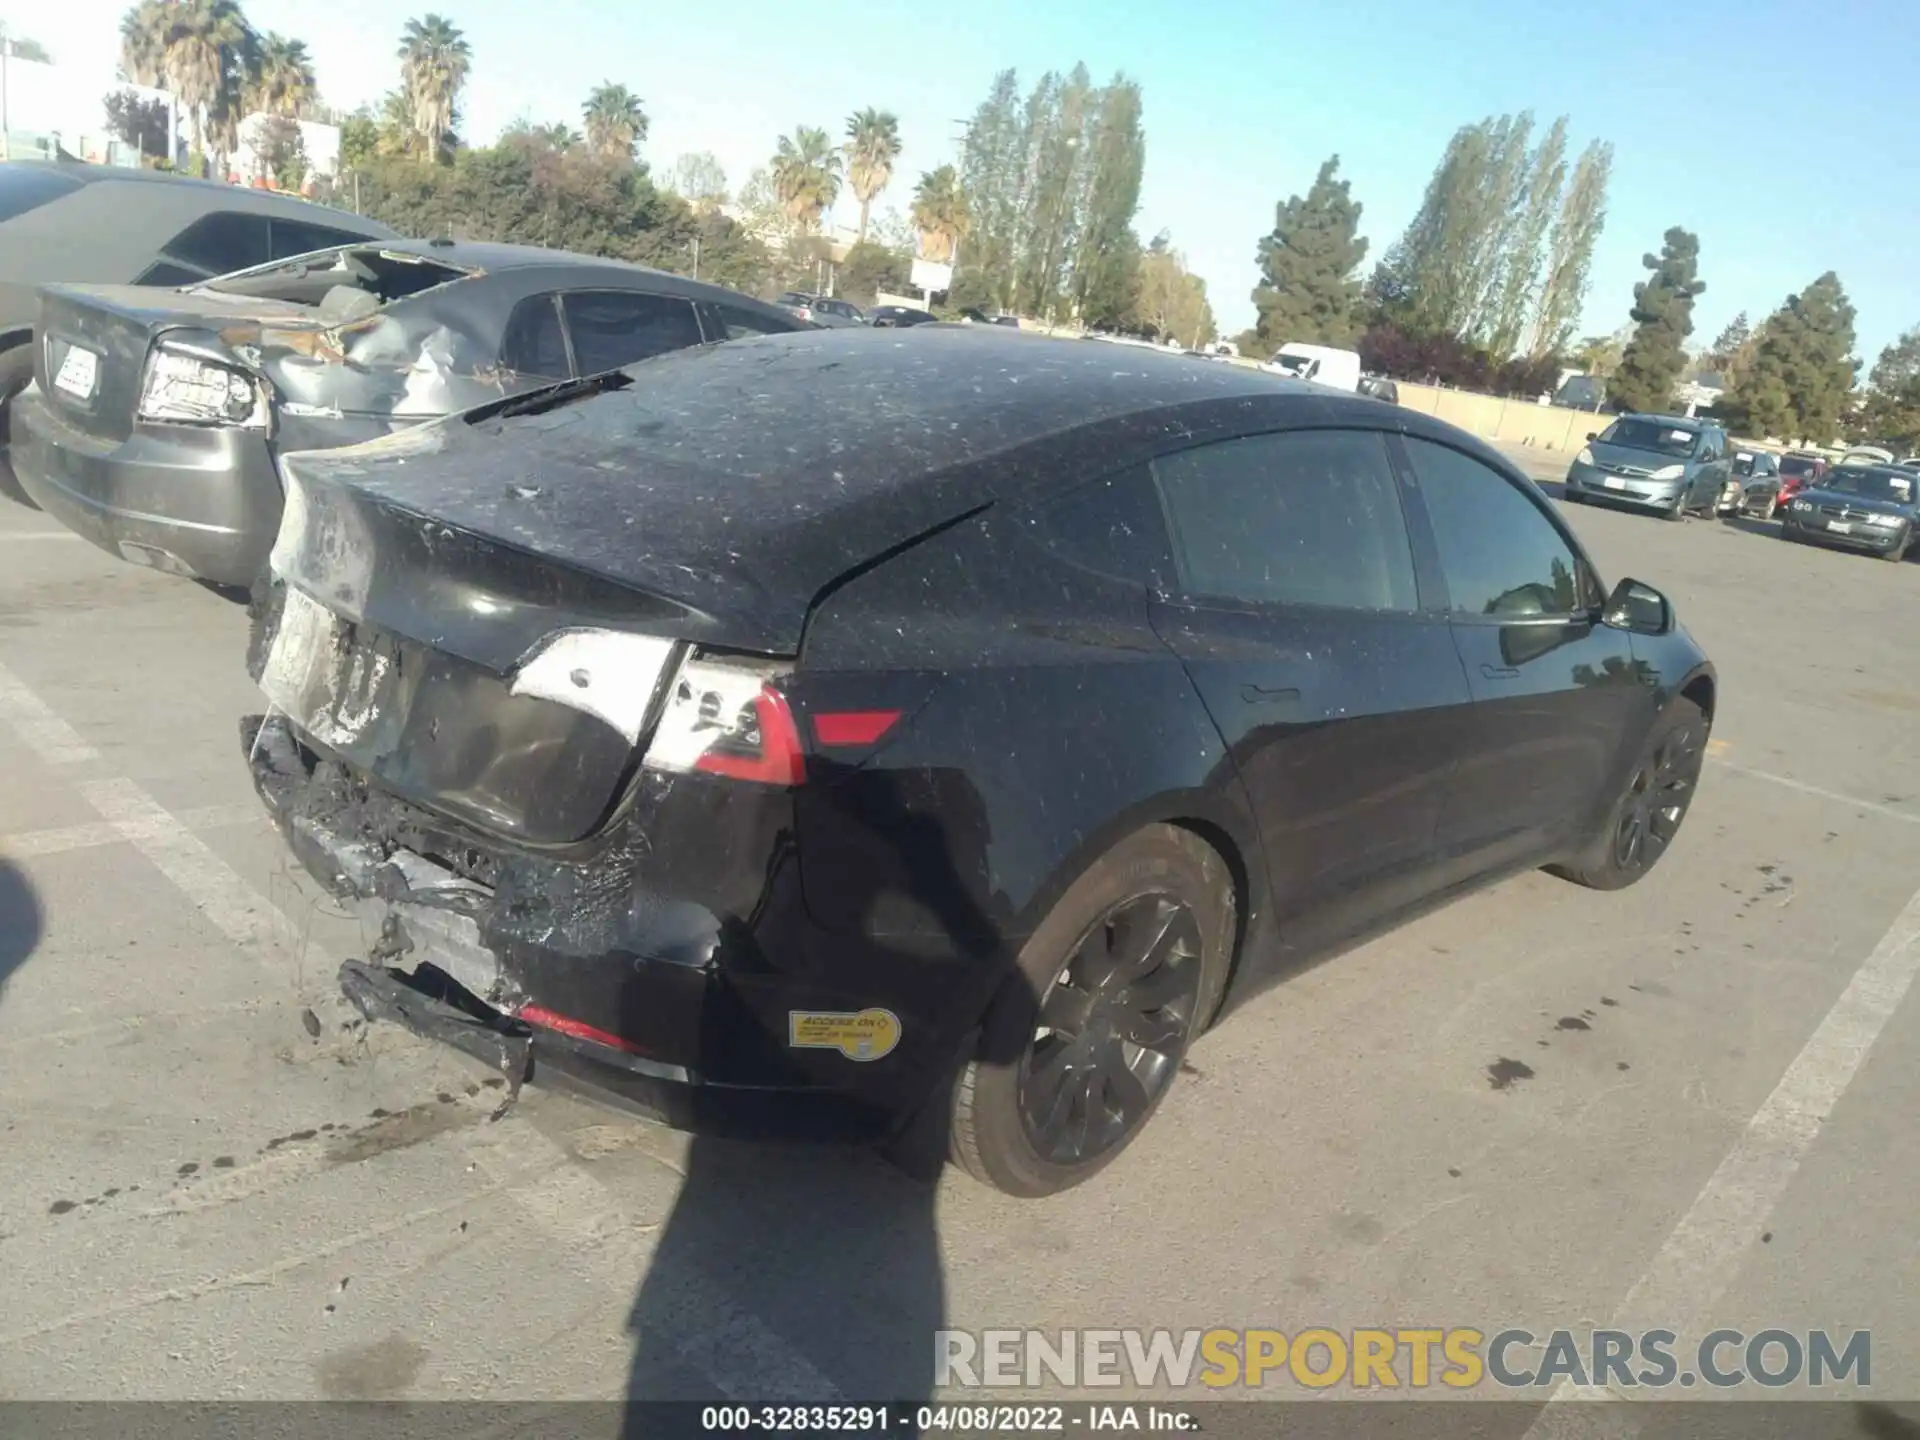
0,165,83,224
164,210,273,275
1781,457,1820,478
197,247,470,308
270,217,378,261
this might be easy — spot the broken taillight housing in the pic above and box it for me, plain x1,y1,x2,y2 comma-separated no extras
138,344,270,429
643,654,805,787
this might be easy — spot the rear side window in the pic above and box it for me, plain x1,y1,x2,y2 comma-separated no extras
713,303,796,340
270,217,376,260
561,290,703,374
1033,466,1176,583
1401,437,1589,617
164,211,273,275
134,259,204,288
1153,429,1418,612
501,295,571,378
0,166,83,223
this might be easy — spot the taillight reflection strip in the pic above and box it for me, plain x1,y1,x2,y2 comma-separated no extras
812,710,902,747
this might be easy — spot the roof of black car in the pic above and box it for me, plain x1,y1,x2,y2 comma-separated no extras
10,160,387,229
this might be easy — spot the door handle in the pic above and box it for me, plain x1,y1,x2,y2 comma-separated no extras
1480,664,1520,680
1241,684,1302,704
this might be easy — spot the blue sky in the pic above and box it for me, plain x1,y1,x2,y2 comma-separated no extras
35,0,1918,361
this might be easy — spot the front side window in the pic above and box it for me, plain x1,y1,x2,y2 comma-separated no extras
713,303,797,340
561,290,704,374
1152,430,1418,612
1401,437,1587,619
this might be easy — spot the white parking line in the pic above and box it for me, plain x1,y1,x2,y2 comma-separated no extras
1709,757,1920,826
0,532,83,542
0,654,835,1404
0,660,99,766
1522,878,1920,1437
2,802,263,858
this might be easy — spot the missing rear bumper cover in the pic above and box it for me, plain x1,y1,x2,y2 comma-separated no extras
339,959,532,1116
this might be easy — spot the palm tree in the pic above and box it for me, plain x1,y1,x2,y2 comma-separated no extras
910,165,968,265
398,13,470,165
842,108,901,245
581,82,647,161
117,0,253,176
769,126,842,235
248,33,315,118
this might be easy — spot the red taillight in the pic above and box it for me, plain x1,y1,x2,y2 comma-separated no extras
516,1004,649,1056
812,710,902,747
691,683,805,786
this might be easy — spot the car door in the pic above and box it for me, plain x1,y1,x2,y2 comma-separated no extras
1692,428,1728,510
559,289,705,374
1144,427,1477,954
1395,435,1653,872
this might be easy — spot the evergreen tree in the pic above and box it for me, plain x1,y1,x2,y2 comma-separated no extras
1721,274,1857,443
1705,313,1750,378
1250,155,1368,351
1609,227,1705,415
957,69,1029,312
1856,327,1920,450
1487,116,1567,358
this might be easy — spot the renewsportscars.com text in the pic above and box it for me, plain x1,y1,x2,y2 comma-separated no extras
935,1328,1871,1391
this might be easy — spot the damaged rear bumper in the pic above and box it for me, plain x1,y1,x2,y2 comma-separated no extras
244,711,897,1142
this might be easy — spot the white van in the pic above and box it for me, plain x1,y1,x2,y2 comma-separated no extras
1260,342,1363,393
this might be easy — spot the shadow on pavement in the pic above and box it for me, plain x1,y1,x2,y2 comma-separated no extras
621,763,1034,1437
0,859,45,1003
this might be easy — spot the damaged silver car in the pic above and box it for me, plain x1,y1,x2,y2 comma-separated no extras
9,239,805,586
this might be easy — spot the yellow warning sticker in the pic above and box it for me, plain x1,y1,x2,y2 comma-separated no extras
788,1008,902,1062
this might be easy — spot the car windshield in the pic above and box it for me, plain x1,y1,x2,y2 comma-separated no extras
1598,418,1701,457
1271,354,1315,376
1733,454,1756,475
1822,468,1916,503
1781,456,1820,478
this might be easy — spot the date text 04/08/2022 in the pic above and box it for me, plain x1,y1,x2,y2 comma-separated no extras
697,1404,1201,1432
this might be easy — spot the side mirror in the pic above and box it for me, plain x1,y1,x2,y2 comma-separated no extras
1604,578,1673,636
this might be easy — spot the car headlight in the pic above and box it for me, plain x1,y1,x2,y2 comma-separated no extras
138,345,269,428
1575,447,1594,466
1648,464,1685,481
1866,512,1904,527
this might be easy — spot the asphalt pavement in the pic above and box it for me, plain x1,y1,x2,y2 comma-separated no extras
3,446,1919,1423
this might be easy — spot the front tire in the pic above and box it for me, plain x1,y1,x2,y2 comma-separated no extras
949,824,1233,1197
1550,698,1707,891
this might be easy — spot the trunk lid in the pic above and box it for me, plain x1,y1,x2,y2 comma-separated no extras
36,283,318,443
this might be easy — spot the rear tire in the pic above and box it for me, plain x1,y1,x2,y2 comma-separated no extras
1550,698,1708,892
949,824,1233,1198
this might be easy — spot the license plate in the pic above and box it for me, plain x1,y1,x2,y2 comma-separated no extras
1602,476,1627,490
52,345,98,399
1827,521,1853,535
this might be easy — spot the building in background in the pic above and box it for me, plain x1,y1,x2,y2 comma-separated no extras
0,46,161,167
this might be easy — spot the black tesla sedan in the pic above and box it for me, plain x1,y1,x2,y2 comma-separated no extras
10,239,802,586
240,327,1715,1197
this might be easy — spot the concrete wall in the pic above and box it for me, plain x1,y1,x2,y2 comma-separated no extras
1391,381,1603,452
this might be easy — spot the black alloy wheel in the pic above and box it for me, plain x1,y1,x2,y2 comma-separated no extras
946,823,1233,1197
1551,698,1708,891
1016,893,1203,1167
1612,722,1703,872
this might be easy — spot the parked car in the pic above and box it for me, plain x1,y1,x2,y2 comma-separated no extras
1720,448,1781,517
1778,462,1918,561
1839,445,1894,467
1261,342,1362,393
1771,452,1828,517
867,304,936,328
10,239,803,586
775,291,863,327
958,308,1021,327
1359,375,1400,404
242,326,1714,1197
1561,413,1733,520
0,160,395,497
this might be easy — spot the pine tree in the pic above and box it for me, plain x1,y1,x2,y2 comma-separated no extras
1250,155,1368,351
1857,328,1920,450
1721,274,1857,443
1705,313,1750,378
1609,227,1705,415
1070,76,1145,330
